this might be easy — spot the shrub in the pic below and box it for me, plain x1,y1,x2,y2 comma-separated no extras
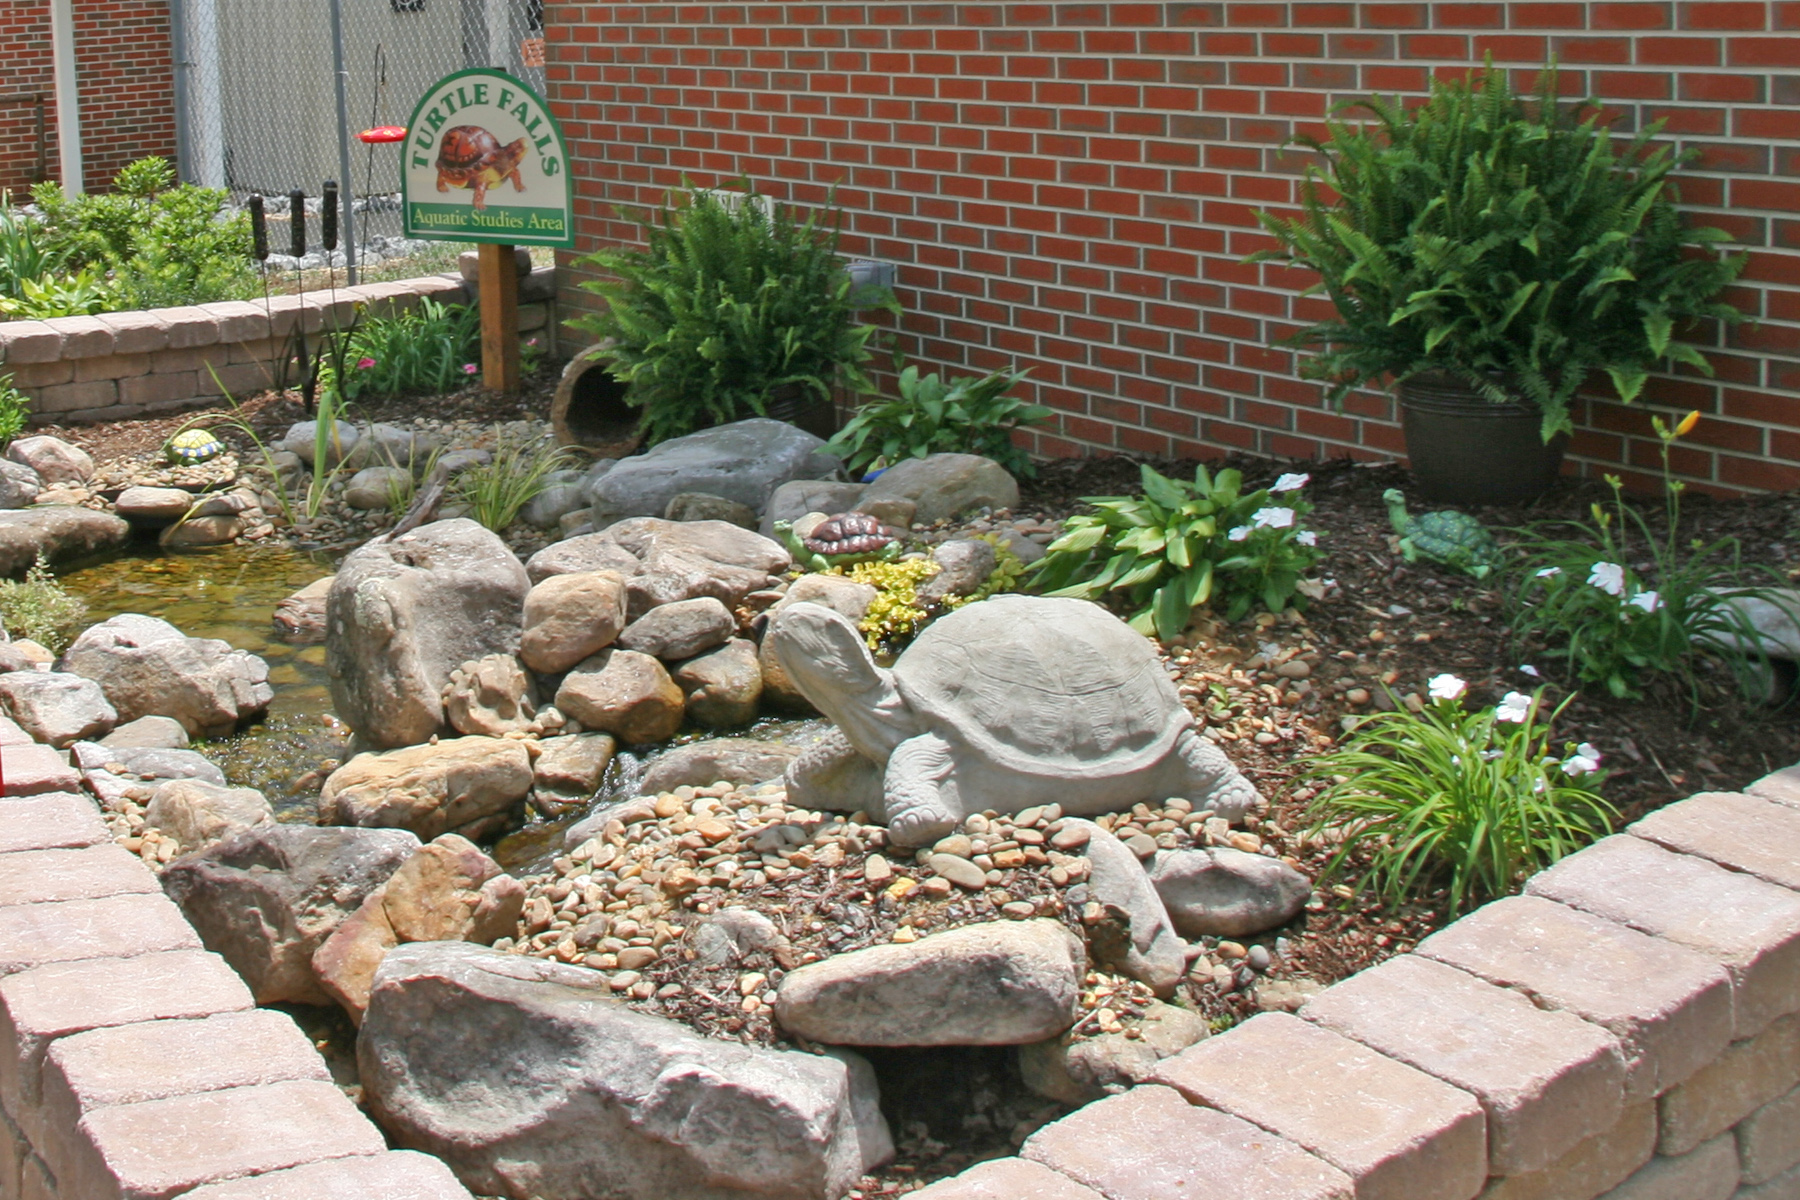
0,374,31,449
1306,678,1615,915
1033,465,1323,638
828,364,1049,479
333,298,481,400
0,555,88,654
0,193,67,302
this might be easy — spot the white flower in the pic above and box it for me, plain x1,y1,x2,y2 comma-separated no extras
1588,562,1626,597
1252,507,1296,530
1534,777,1548,793
1534,566,1562,579
1480,748,1503,761
1627,590,1663,613
1227,526,1250,542
1495,691,1534,723
1428,673,1466,702
1272,472,1311,492
1563,742,1602,776
1520,664,1540,677
1296,530,1318,547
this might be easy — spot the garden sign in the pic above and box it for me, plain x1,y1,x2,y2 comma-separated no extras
401,68,574,391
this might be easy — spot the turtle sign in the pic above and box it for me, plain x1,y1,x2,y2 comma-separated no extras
401,68,574,249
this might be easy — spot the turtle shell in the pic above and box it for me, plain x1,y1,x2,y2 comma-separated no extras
165,428,225,464
891,593,1189,778
437,125,503,172
804,512,892,557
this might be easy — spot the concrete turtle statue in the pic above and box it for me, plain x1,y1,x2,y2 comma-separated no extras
1383,488,1503,580
434,125,528,211
771,593,1261,846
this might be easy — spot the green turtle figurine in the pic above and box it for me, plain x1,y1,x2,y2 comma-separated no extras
1383,488,1503,580
165,428,226,465
776,513,903,573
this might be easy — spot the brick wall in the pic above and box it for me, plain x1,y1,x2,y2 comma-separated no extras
0,0,176,196
543,4,1800,497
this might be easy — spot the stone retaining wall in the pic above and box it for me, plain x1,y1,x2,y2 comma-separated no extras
918,768,1800,1200
0,268,558,428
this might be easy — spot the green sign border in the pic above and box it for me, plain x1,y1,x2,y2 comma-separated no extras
400,67,576,250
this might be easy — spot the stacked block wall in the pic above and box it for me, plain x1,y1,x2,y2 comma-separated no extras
543,3,1800,496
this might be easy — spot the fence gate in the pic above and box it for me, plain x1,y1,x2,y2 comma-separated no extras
169,0,547,276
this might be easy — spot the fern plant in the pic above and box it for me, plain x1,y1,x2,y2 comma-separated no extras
571,184,895,445
1249,63,1743,439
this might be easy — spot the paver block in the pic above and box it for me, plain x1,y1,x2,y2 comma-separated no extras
1658,1013,1800,1156
1630,792,1800,893
0,845,159,908
93,312,171,356
0,893,199,978
1526,835,1800,1038
0,322,63,365
908,1157,1104,1200
39,1010,330,1180
0,745,80,796
1476,1100,1654,1200
120,371,200,407
1,949,253,1126
1419,895,1732,1105
34,379,118,414
160,306,225,348
51,316,114,357
0,793,109,854
0,716,32,746
1749,765,1800,810
178,1151,476,1200
1593,1133,1737,1200
65,1080,385,1200
1149,1012,1487,1200
1303,954,1626,1174
1739,1083,1800,1186
1737,1159,1800,1199
1022,1084,1354,1200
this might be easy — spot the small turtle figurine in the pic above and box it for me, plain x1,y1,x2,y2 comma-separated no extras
434,125,528,211
165,428,225,465
1383,488,1503,580
776,513,902,572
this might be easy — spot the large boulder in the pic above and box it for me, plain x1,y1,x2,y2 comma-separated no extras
441,654,537,737
665,491,757,528
523,533,643,585
639,737,801,796
143,779,273,856
0,671,116,747
519,571,627,674
555,650,685,744
1056,819,1186,997
361,941,892,1200
617,596,735,661
598,517,791,617
6,435,93,483
319,736,534,840
63,614,271,738
1148,847,1311,938
0,461,41,509
313,834,524,1024
0,507,130,575
860,453,1019,524
325,519,529,749
589,419,843,522
672,638,763,728
773,919,1084,1046
759,480,868,537
161,824,420,1005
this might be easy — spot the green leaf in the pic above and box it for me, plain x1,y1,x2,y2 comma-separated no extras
1153,582,1191,641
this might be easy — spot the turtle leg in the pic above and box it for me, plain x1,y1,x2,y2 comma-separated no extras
472,177,489,211
1166,728,1262,823
883,733,958,848
436,171,450,194
509,167,526,193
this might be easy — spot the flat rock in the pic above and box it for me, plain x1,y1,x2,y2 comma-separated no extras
523,532,643,585
63,613,270,738
1063,818,1187,996
532,732,617,799
639,737,803,795
672,637,763,727
71,741,223,783
319,735,534,840
618,595,735,661
143,778,273,854
520,570,628,674
0,671,116,747
555,649,686,744
361,940,892,1200
1149,846,1311,938
114,485,196,525
598,517,791,617
0,506,130,575
861,453,1019,525
590,418,843,521
98,714,190,749
774,919,1083,1046
160,513,243,547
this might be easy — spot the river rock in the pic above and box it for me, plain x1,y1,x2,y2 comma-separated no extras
532,733,617,801
6,435,93,484
665,491,758,528
361,941,891,1200
344,466,412,510
99,714,190,749
917,538,998,603
441,654,537,737
0,461,41,509
1062,818,1186,997
0,671,116,746
114,486,195,526
345,423,435,471
522,472,589,530
523,532,643,585
63,614,271,738
759,480,868,536
640,737,802,796
618,596,735,661
598,517,790,616
320,736,534,840
313,834,525,1024
860,453,1018,524
326,518,529,749
590,418,843,522
160,514,242,548
519,571,628,675
1149,847,1311,938
144,778,273,854
1018,1000,1209,1104
555,649,685,744
671,638,763,727
687,907,791,968
161,824,420,1005
774,919,1083,1046
279,420,360,466
271,577,333,644
0,507,130,575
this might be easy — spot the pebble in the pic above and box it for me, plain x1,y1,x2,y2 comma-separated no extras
1346,688,1371,706
862,853,893,885
1247,944,1272,971
1123,833,1158,860
1050,825,1093,850
1274,659,1312,680
932,834,975,859
617,946,658,970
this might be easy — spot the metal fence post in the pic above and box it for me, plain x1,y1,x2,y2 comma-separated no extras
328,0,359,283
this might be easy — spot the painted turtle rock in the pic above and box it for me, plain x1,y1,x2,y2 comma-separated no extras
434,125,528,211
165,428,226,465
804,513,893,559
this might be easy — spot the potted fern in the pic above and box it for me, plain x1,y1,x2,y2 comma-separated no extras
571,185,895,446
1251,64,1742,504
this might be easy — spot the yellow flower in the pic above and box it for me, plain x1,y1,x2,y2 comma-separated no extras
1674,410,1701,438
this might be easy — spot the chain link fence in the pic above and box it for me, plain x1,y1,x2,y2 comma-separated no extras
169,0,546,276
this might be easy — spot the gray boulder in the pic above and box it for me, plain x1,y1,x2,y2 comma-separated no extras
279,420,360,466
344,466,412,511
144,778,273,854
618,596,735,661
917,538,998,604
672,638,763,728
0,460,41,509
598,517,791,617
687,907,791,969
773,919,1084,1046
6,435,93,483
1702,588,1800,660
1061,818,1187,997
639,737,801,796
665,492,758,528
161,824,420,1005
590,418,843,522
360,941,893,1200
759,480,868,537
860,453,1019,524
522,471,589,530
575,458,619,506
0,507,130,575
1149,847,1311,938
1018,1000,1208,1104
0,671,116,747
345,423,436,471
63,614,271,739
523,533,644,585
325,519,529,749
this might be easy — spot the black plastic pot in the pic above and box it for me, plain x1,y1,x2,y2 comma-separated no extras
762,382,838,441
1399,374,1568,505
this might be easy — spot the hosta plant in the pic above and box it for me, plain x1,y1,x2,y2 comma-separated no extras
1033,466,1322,638
828,364,1049,479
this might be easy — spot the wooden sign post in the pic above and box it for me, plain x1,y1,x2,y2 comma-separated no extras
399,69,575,393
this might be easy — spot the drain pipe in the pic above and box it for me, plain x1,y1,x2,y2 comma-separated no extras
48,0,82,194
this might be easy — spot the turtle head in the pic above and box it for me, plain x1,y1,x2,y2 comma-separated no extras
1382,488,1411,535
768,601,918,762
